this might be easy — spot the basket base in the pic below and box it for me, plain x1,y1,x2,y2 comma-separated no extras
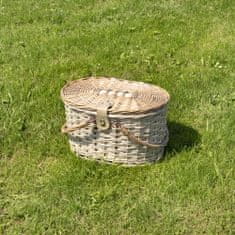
71,147,165,166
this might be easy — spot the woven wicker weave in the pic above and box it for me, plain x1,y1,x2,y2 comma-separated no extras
61,77,170,165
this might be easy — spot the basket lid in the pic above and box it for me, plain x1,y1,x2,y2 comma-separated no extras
61,77,170,114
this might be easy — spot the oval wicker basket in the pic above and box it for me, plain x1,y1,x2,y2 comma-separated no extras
61,77,170,166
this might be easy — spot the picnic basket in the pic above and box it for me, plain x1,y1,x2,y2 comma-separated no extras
61,77,170,165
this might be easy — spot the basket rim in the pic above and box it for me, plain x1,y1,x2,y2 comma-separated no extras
63,104,168,119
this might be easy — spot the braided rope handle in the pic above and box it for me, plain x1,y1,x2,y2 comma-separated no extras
61,120,167,148
119,126,168,148
61,118,95,133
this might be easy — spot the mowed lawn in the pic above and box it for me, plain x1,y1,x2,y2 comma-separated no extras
0,0,235,234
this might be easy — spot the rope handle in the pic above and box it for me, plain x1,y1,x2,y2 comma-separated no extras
119,126,168,148
61,120,168,148
61,118,95,134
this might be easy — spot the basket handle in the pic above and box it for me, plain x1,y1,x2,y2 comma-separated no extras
61,119,168,148
119,125,168,148
61,118,95,134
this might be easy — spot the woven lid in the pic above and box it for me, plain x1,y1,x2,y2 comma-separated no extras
61,77,170,114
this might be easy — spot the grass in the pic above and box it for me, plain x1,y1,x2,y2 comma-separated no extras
0,0,235,234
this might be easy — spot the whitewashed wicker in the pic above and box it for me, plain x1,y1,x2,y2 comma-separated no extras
61,77,170,166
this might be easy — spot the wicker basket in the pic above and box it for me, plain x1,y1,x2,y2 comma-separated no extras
61,77,170,165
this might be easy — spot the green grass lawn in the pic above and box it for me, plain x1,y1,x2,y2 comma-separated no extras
0,0,235,234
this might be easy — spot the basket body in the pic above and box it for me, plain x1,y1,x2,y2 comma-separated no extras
61,77,170,166
64,105,168,165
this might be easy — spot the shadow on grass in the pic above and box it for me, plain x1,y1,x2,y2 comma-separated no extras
165,121,201,157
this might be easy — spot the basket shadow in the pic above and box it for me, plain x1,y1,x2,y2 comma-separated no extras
164,121,201,157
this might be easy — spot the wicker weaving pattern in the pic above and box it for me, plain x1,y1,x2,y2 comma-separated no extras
61,77,170,166
61,77,170,114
